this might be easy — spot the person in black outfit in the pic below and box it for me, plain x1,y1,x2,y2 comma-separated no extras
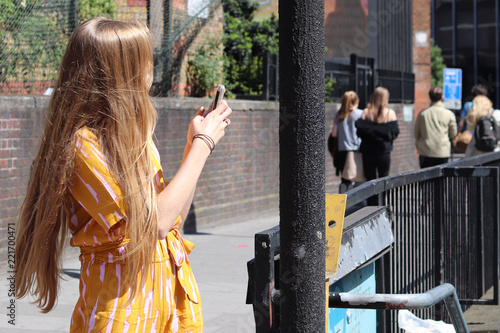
355,87,399,181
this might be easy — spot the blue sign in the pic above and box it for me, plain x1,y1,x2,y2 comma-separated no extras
443,68,462,109
328,263,376,333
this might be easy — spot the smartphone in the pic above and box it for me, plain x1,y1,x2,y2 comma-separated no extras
204,84,226,116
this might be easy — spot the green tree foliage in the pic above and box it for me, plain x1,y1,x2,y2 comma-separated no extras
0,0,19,31
0,0,20,80
223,0,278,97
187,39,223,97
0,0,116,92
0,0,69,83
431,38,446,87
78,0,116,23
325,76,336,103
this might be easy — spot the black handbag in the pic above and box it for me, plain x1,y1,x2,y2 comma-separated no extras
327,135,336,156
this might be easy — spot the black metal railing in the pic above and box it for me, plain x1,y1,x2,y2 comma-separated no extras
263,52,279,101
259,53,415,106
324,55,415,107
347,153,500,332
324,61,354,98
377,69,415,104
325,55,376,108
247,151,500,332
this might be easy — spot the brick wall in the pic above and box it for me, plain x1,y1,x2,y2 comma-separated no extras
0,96,418,259
0,97,47,260
412,0,432,118
115,0,147,23
153,98,281,231
390,105,420,174
0,82,53,96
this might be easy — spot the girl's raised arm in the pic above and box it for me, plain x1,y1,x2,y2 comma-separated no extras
156,101,232,239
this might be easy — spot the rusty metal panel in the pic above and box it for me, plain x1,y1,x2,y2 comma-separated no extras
330,206,394,285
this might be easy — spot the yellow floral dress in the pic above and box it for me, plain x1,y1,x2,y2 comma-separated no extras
64,127,203,332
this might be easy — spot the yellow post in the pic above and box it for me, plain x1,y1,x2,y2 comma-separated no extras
324,194,347,332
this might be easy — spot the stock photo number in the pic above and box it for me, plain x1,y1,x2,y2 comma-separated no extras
6,222,16,325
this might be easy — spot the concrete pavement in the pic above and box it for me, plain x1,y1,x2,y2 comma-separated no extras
184,216,279,333
1,214,499,332
0,216,279,333
463,283,500,333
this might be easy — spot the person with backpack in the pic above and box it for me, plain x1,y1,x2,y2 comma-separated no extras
458,84,488,133
465,95,500,157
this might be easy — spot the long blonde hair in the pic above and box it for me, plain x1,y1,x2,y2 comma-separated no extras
15,18,158,312
337,91,359,121
367,87,390,122
467,95,493,130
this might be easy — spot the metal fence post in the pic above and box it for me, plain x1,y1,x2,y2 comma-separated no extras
433,176,444,321
68,0,78,33
279,0,325,331
253,228,280,332
351,54,359,103
159,0,172,96
263,52,270,101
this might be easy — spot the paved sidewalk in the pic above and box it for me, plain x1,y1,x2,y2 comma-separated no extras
2,214,499,332
0,216,279,333
463,282,500,332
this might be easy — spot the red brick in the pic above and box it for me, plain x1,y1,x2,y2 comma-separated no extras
0,96,419,256
127,0,146,6
413,0,432,119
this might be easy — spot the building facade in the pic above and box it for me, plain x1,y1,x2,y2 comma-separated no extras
413,0,433,116
432,0,500,109
257,0,423,111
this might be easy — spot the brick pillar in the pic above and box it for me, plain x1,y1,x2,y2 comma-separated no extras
413,0,432,118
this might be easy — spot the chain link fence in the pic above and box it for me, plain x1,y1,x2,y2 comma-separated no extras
0,0,222,96
0,0,77,95
149,0,222,97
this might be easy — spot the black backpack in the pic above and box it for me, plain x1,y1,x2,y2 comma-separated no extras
474,115,500,151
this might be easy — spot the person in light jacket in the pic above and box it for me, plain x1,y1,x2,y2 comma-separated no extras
414,86,457,168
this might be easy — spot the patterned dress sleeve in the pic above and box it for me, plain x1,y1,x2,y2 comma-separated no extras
68,128,126,232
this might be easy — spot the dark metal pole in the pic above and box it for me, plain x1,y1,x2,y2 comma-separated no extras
160,0,172,97
68,0,78,33
264,52,270,101
279,0,325,331
473,0,478,86
496,0,500,109
433,176,444,321
431,0,435,41
493,167,499,306
452,0,456,66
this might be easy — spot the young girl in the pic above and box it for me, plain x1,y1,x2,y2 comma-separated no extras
15,17,231,332
355,86,399,181
330,91,364,193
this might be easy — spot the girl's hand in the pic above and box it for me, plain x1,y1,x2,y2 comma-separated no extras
191,100,232,146
186,106,205,143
